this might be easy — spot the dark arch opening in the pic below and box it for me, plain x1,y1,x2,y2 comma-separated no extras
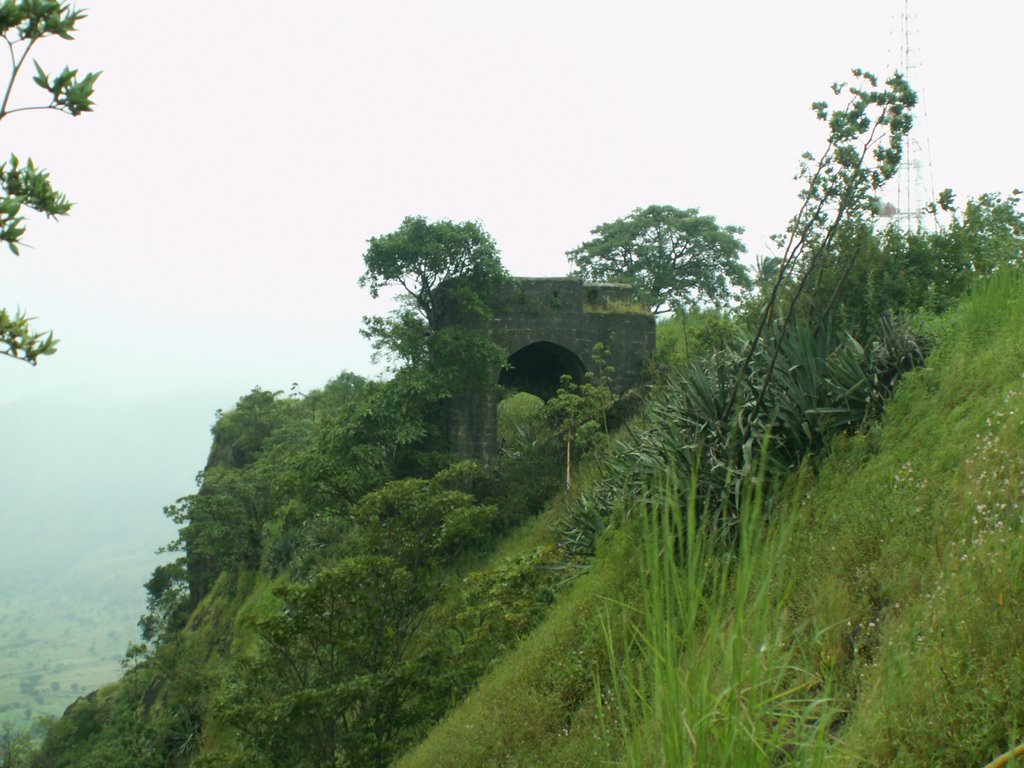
498,341,586,401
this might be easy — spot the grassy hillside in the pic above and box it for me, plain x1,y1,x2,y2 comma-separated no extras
788,271,1024,764
396,271,1024,766
19,274,1024,766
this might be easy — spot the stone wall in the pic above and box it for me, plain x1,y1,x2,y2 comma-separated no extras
448,277,655,462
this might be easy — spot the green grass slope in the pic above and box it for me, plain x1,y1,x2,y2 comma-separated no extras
784,271,1024,765
394,530,635,768
397,271,1024,767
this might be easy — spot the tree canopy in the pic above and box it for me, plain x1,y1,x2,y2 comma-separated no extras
566,204,750,315
0,1,100,364
216,466,499,768
359,215,506,332
360,216,509,396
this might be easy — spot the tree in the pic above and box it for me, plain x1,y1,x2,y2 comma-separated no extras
0,1,99,363
1,721,31,768
543,342,614,490
941,188,1024,276
566,204,750,315
217,468,497,768
161,388,298,600
360,215,510,396
729,69,916,454
745,186,1023,342
360,216,505,331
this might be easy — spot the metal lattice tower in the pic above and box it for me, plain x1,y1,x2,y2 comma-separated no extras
885,0,938,232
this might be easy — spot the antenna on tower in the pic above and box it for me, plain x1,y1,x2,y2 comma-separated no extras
882,0,939,232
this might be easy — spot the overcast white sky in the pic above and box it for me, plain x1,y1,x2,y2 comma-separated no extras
3,1,1022,406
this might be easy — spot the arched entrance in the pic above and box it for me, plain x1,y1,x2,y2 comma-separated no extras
498,341,586,401
445,277,655,462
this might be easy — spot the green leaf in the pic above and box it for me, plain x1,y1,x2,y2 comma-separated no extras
31,59,49,89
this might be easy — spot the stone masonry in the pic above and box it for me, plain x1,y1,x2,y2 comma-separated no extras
447,277,655,462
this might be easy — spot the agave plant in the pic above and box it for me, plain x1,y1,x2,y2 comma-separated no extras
555,313,928,559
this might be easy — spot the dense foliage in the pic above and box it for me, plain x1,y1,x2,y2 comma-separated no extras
360,216,511,396
23,365,565,768
211,466,499,768
567,204,750,315
556,311,927,560
799,189,1024,337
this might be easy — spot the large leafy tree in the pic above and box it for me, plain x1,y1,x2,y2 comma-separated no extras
566,204,751,315
360,215,510,396
1,1,99,363
360,216,506,332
